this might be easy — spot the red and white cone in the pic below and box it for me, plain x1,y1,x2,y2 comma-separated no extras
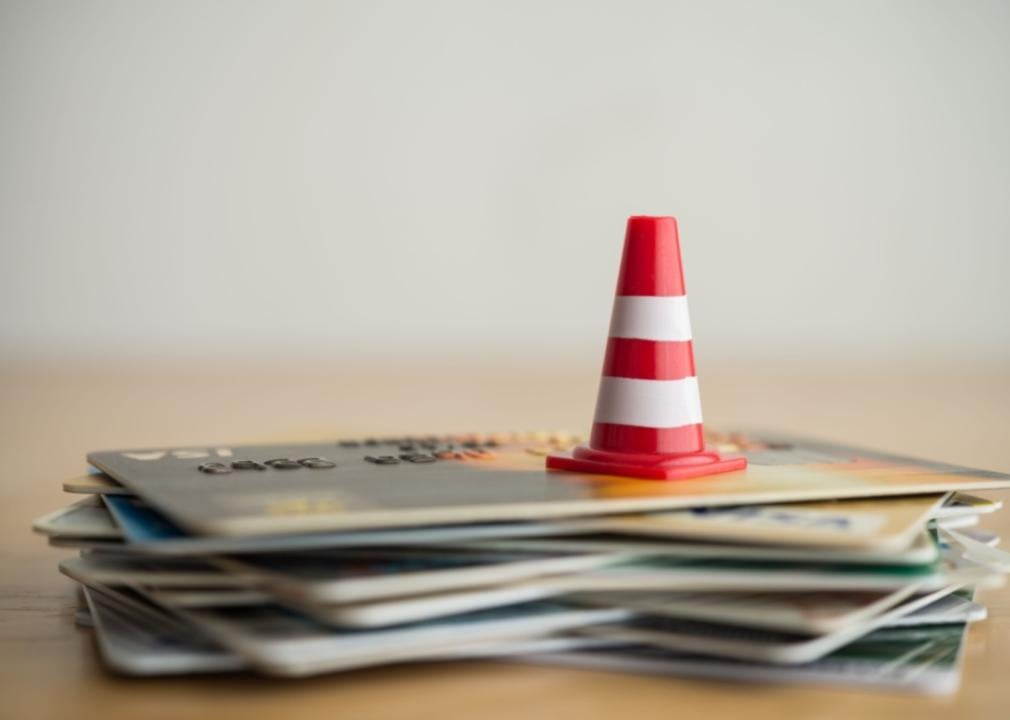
547,216,747,481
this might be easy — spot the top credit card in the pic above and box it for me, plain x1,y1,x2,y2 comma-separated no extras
87,431,1010,537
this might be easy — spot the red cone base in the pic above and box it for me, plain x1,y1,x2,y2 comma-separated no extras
546,444,747,481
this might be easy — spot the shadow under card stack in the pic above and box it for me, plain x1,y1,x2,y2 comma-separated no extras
29,216,1010,694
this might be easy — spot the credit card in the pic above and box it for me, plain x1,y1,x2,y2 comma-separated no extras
576,583,962,664
62,473,131,496
215,548,623,604
570,587,926,634
97,495,598,555
32,497,121,539
82,588,244,676
87,432,1010,537
595,494,945,550
83,586,618,676
527,621,969,695
458,530,940,566
150,599,630,676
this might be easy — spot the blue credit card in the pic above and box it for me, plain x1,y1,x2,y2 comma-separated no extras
104,495,189,542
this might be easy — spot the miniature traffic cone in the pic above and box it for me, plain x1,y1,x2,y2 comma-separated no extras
547,216,747,481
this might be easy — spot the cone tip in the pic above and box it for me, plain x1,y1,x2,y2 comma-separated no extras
627,215,678,226
618,215,686,296
626,216,679,241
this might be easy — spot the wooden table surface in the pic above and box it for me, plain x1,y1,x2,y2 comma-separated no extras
3,357,1009,720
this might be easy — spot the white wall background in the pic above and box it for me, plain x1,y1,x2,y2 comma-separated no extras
2,0,1009,363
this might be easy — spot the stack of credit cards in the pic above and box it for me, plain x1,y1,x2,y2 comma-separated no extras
33,431,1010,694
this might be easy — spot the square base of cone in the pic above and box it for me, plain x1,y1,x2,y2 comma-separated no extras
546,448,747,481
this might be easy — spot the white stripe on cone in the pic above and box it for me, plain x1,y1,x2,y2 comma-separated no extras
608,296,693,342
593,376,704,428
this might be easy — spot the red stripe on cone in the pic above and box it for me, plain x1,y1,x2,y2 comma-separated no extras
590,423,705,455
615,216,686,297
602,338,696,381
